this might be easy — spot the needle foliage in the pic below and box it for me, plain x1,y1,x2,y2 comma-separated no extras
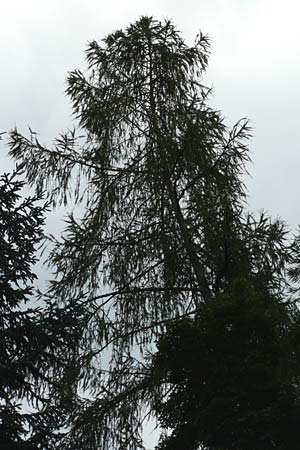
7,16,300,450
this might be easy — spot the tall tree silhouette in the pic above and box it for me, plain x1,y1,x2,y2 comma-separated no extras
7,17,300,450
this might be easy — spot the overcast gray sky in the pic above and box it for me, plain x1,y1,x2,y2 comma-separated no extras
1,1,300,446
1,0,300,227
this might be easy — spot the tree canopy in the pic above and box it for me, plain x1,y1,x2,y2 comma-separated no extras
0,168,66,449
153,279,300,450
6,16,300,450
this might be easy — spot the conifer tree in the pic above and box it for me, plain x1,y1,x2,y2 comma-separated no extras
0,167,65,449
7,17,300,450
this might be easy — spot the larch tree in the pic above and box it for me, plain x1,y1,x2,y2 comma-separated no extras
6,16,300,450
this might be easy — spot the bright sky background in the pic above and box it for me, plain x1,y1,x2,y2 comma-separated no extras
1,0,300,445
1,0,300,227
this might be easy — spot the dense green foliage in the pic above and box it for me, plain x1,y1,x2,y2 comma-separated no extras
153,279,300,450
6,16,300,450
0,167,88,448
0,168,59,448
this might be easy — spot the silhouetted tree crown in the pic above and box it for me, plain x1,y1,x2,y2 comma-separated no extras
7,16,300,450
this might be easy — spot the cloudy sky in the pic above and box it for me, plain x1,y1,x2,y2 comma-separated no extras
1,1,299,446
1,0,300,228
